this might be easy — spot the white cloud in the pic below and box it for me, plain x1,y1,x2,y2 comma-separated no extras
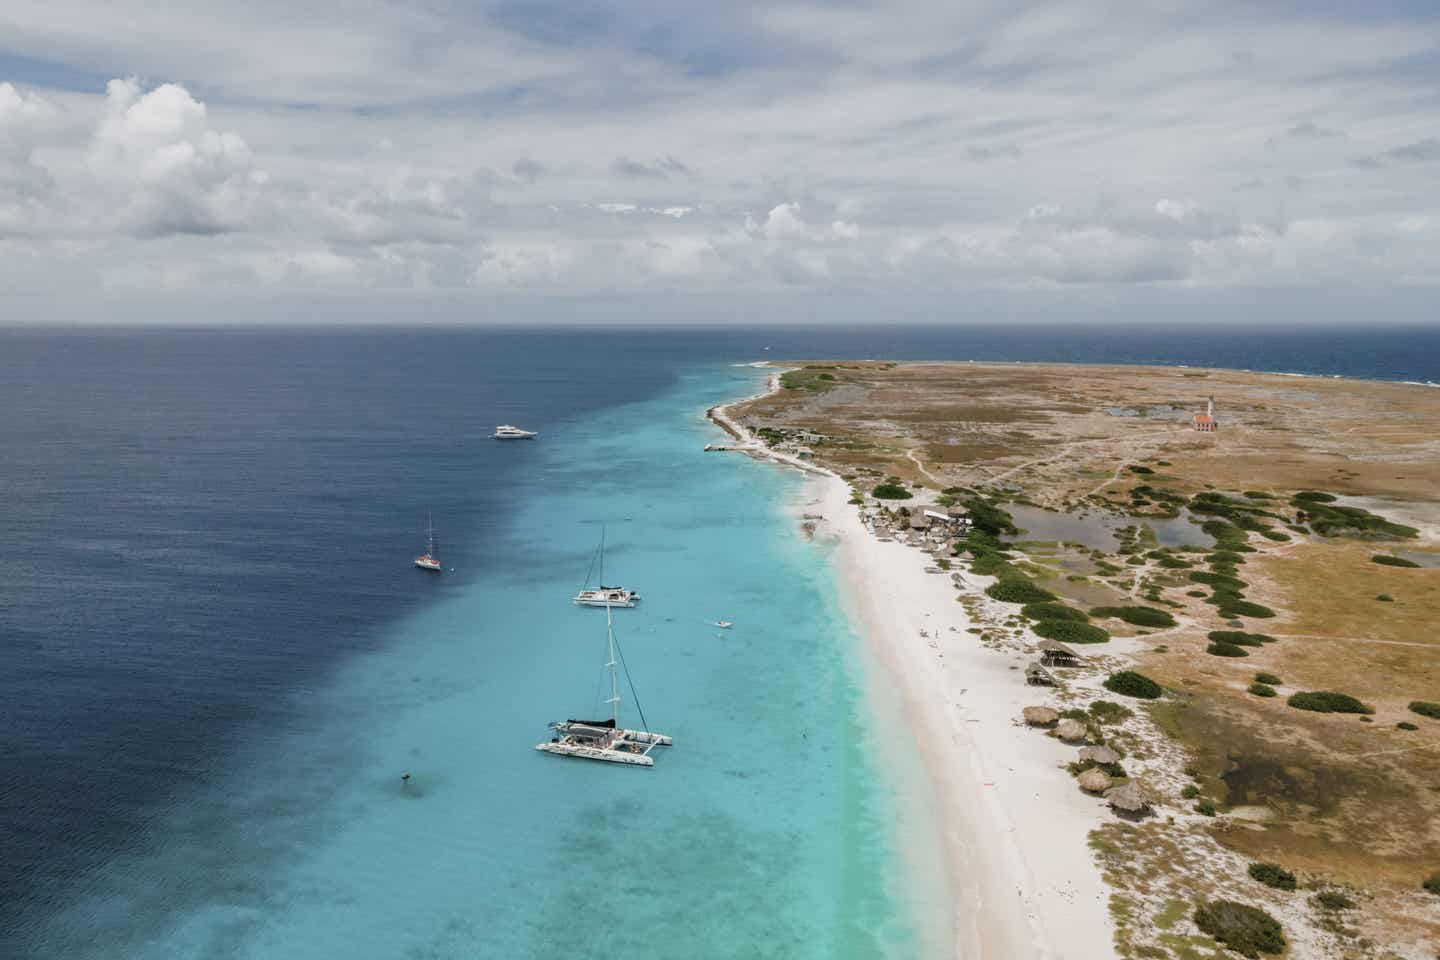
5,1,1440,307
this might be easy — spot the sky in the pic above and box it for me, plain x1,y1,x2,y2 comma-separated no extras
1,1,1439,323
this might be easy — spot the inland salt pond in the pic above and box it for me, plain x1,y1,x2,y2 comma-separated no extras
1001,504,1214,551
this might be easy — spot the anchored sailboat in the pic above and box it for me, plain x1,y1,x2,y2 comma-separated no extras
572,529,639,607
535,599,672,766
414,513,442,571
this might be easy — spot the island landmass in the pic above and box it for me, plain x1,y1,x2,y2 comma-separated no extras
712,361,1440,959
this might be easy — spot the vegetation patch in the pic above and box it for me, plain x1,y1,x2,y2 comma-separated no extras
1021,602,1088,622
1089,700,1133,723
1288,691,1374,715
1248,683,1277,697
779,366,840,392
872,480,913,500
1424,872,1440,896
1397,721,1418,731
1293,497,1419,539
1193,900,1285,958
1033,619,1110,644
1254,672,1282,685
1310,890,1353,911
1089,605,1177,628
1294,490,1336,503
1207,641,1248,658
1247,863,1296,891
986,579,1057,604
1209,631,1272,647
1371,554,1420,568
1104,670,1163,700
1408,701,1440,720
1219,601,1276,620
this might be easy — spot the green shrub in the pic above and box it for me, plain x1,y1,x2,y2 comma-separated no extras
1220,601,1276,619
1089,700,1133,723
1181,784,1200,799
1033,620,1110,644
1248,863,1296,891
1128,464,1154,475
1089,605,1177,628
1243,491,1274,500
1294,491,1336,503
985,579,1056,604
1310,891,1353,911
1195,800,1216,816
1210,631,1271,647
1021,602,1088,622
1248,683,1277,697
1372,554,1420,568
1207,642,1248,657
872,483,913,500
1208,551,1246,565
1397,721,1419,730
1190,570,1246,590
1193,900,1286,957
1288,691,1374,714
1376,594,1394,602
1409,701,1440,719
1423,872,1440,896
1254,672,1282,685
1103,670,1163,699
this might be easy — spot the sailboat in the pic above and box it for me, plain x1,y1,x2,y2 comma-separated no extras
414,514,442,571
535,599,672,766
572,529,639,607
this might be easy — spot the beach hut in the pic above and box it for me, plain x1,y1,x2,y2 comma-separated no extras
1077,768,1112,793
1038,639,1084,668
910,512,932,531
1055,719,1088,743
1105,781,1149,815
1078,745,1120,766
1023,706,1059,727
1024,663,1056,687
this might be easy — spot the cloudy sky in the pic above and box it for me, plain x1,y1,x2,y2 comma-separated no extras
2,1,1439,322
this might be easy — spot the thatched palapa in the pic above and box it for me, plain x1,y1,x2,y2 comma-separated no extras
1055,718,1088,743
1022,706,1059,727
1078,745,1120,765
1105,781,1149,814
1077,768,1112,793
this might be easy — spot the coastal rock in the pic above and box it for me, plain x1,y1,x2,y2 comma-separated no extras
1077,768,1112,793
1023,706,1059,727
1055,719,1088,743
1078,745,1120,766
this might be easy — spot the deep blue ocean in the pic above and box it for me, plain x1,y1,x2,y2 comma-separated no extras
1,323,1436,959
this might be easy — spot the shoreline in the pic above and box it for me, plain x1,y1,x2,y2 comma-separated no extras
710,378,1117,959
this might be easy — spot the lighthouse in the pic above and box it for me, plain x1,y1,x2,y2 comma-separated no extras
1193,396,1217,432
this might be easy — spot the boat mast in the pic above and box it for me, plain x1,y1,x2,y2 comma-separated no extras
427,512,436,556
605,600,620,724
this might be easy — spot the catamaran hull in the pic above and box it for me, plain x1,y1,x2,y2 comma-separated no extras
535,729,673,766
572,597,637,608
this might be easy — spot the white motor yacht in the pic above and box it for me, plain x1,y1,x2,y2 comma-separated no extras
492,424,537,440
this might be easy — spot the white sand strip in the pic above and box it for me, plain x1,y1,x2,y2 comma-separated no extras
711,377,1117,960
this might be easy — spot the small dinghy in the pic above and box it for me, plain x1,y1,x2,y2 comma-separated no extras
714,620,732,629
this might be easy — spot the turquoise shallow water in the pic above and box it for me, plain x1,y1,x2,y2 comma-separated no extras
31,364,941,959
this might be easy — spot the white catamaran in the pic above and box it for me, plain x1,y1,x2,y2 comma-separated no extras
535,601,672,766
414,513,442,571
572,530,639,607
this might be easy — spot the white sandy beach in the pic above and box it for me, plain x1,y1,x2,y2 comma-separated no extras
712,390,1118,960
